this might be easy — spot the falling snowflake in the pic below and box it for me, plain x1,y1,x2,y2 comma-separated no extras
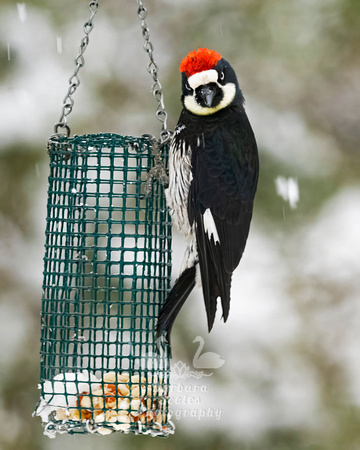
275,176,300,209
17,3,27,23
56,36,63,54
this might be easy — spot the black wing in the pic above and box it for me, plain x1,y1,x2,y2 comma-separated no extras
188,109,259,331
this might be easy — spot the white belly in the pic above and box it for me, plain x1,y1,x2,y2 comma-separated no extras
165,139,193,237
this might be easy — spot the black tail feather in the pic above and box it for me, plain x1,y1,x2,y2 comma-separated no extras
195,215,233,332
220,272,232,323
202,257,220,332
157,265,196,343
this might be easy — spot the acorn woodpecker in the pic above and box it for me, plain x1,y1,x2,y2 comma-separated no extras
157,48,259,342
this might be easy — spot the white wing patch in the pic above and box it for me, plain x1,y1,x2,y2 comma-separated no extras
203,208,220,243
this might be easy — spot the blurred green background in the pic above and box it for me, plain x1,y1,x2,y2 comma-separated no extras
1,0,360,449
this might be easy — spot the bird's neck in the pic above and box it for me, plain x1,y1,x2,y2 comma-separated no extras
178,102,244,143
182,100,244,122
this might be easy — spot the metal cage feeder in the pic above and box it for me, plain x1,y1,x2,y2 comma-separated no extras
34,1,174,438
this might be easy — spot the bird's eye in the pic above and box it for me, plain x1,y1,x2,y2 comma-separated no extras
185,82,192,91
220,71,225,81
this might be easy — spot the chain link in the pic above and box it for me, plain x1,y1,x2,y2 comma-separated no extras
136,0,171,144
54,0,170,143
54,1,99,136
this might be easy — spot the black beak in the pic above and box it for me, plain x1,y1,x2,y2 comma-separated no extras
198,84,218,107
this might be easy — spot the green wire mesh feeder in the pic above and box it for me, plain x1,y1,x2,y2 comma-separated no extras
34,1,174,438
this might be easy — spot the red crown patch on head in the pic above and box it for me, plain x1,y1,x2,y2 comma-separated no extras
180,48,222,77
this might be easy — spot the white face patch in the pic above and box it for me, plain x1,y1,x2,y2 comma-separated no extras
184,69,236,116
184,83,236,116
187,69,218,90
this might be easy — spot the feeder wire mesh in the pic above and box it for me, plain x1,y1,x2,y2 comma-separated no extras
35,0,174,438
36,134,173,437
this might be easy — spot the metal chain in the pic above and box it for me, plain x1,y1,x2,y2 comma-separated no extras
54,1,99,136
54,0,170,144
137,0,171,144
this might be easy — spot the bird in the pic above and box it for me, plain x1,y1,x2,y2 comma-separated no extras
192,336,225,370
157,48,259,343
